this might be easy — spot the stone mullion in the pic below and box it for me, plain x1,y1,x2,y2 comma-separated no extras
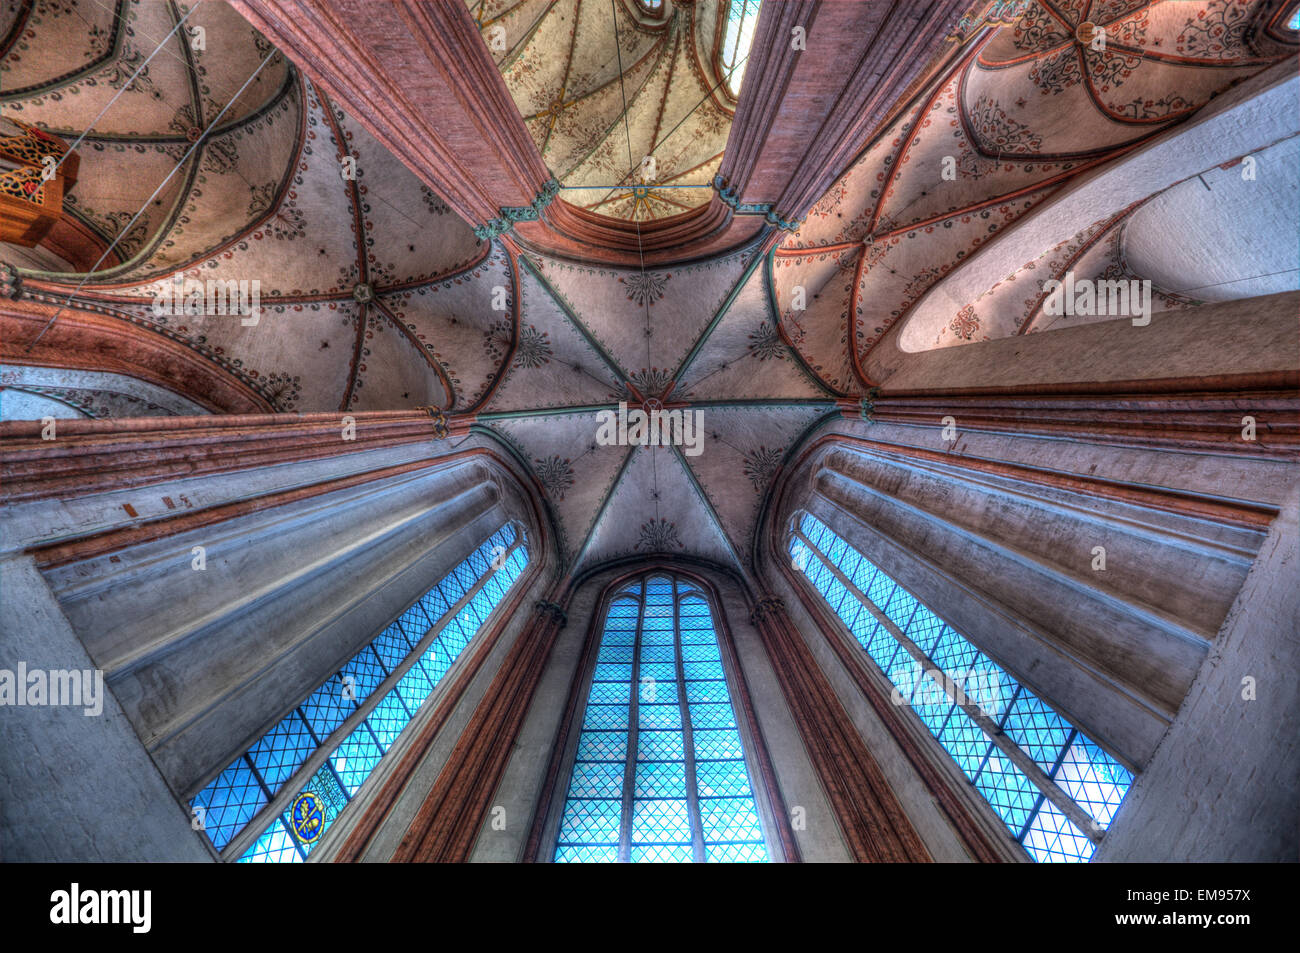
218,535,523,860
394,595,562,862
618,579,647,863
795,528,1102,845
749,595,930,862
673,590,707,863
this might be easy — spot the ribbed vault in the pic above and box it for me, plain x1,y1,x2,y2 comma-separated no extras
772,0,1298,393
470,0,740,220
2,0,1295,581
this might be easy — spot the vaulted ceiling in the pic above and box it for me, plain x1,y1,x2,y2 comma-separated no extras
772,0,1299,392
2,0,1296,579
470,0,739,220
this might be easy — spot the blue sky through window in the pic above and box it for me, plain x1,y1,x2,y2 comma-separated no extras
554,574,768,863
721,1,761,96
188,525,528,861
791,513,1132,862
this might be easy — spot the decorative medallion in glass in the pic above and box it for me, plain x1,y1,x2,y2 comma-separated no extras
554,574,769,863
790,513,1133,863
189,524,529,862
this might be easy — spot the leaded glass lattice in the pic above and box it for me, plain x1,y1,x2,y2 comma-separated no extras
191,525,528,861
720,1,761,96
554,574,769,863
790,513,1133,863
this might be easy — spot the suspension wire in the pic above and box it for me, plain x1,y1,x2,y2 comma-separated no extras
71,0,477,290
40,1,205,179
592,48,750,214
24,46,280,351
609,0,662,521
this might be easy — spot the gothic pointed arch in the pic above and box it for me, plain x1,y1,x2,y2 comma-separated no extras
529,563,795,862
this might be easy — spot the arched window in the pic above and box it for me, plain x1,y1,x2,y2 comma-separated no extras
553,573,769,862
719,1,761,97
190,523,530,862
790,513,1132,862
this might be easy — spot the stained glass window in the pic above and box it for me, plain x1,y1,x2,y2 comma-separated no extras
554,574,769,863
790,513,1133,863
720,1,761,97
189,524,529,861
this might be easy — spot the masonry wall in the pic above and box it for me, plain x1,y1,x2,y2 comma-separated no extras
1095,486,1300,862
0,555,211,862
0,433,548,862
479,562,852,863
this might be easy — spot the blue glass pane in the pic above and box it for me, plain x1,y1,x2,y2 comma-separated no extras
582,704,630,732
340,646,387,705
941,717,994,781
364,690,412,750
554,573,768,863
911,679,955,736
975,750,1039,834
1023,798,1096,863
412,649,448,689
694,728,744,759
237,819,301,863
331,725,383,797
683,659,725,680
421,587,452,622
930,626,979,680
594,662,632,681
695,760,752,798
396,604,431,642
794,513,1133,862
681,642,720,663
558,798,621,843
1053,735,1132,830
639,662,675,683
597,644,635,665
631,845,693,863
568,762,625,798
1004,689,1071,773
587,680,631,704
372,625,413,671
641,677,679,704
699,797,763,840
631,799,691,843
395,662,435,712
192,758,267,852
685,680,730,704
577,731,626,762
300,677,354,740
638,730,686,761
883,649,921,690
640,644,675,664
971,661,1015,722
689,703,737,731
555,844,618,863
225,528,529,859
248,710,315,793
705,842,769,862
634,761,687,798
905,606,946,655
639,703,682,730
